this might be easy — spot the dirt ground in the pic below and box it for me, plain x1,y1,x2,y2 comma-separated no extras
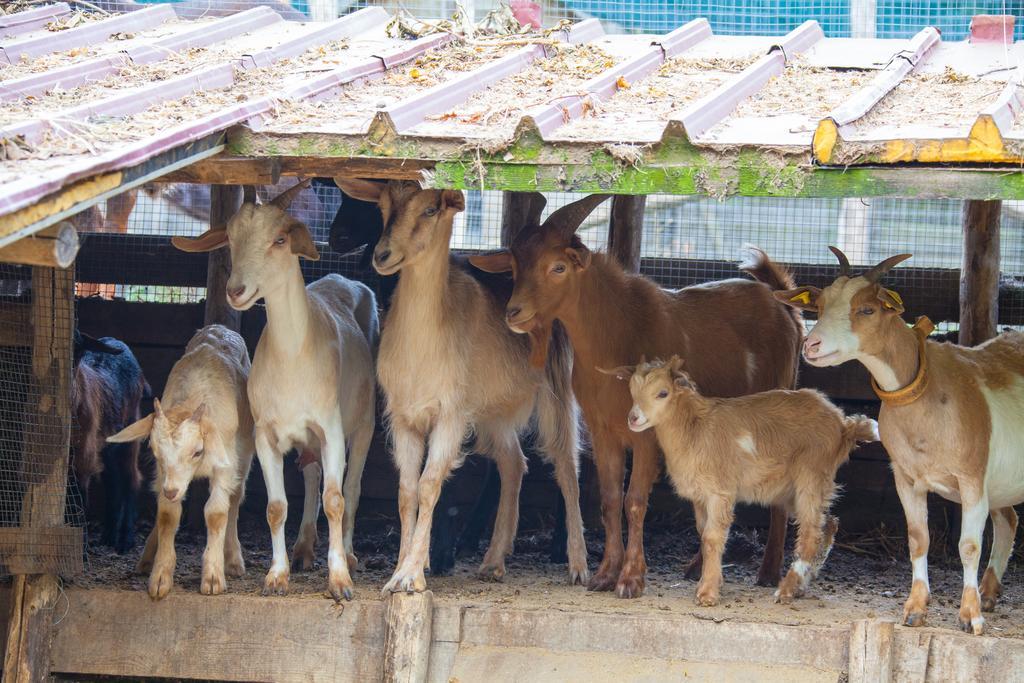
71,514,1024,640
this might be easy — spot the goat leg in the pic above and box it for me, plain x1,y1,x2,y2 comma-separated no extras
755,504,788,587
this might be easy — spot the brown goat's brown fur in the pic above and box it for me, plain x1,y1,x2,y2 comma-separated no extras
483,225,805,597
620,357,875,605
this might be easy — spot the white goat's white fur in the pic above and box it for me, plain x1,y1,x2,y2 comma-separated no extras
223,199,379,601
107,325,254,600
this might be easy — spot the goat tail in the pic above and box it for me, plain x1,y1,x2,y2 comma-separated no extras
739,244,796,292
841,415,879,457
534,321,580,465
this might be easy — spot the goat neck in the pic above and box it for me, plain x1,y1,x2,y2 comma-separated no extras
858,317,922,393
390,223,453,324
262,257,312,354
555,256,633,366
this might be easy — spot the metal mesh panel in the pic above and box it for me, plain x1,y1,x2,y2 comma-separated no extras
0,264,85,578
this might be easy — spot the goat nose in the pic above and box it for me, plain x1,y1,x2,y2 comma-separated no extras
375,248,392,264
804,337,821,355
163,487,179,501
227,285,245,300
506,305,521,321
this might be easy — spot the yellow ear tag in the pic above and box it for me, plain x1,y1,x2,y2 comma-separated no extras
790,291,811,305
882,288,903,309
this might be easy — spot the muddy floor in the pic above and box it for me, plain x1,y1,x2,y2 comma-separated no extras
70,513,1024,640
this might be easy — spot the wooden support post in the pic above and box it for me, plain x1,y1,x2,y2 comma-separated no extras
382,591,434,683
959,199,1000,346
4,266,75,683
608,195,645,273
0,223,79,269
500,192,539,246
204,185,243,330
847,619,895,683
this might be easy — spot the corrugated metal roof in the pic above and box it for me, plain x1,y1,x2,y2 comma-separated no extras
0,7,1021,236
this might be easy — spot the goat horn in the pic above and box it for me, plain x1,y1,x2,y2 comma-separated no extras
270,178,312,210
828,245,851,277
545,194,611,237
526,192,547,227
243,186,258,205
863,253,912,283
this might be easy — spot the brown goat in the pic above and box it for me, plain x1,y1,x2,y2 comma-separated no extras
470,198,804,598
604,356,876,605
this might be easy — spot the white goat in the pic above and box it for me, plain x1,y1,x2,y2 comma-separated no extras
173,181,378,601
336,179,588,594
108,324,253,599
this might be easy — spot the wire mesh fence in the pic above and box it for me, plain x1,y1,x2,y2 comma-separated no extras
0,264,85,578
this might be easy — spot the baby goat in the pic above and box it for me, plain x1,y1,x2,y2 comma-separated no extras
605,356,876,606
108,325,253,600
174,181,378,602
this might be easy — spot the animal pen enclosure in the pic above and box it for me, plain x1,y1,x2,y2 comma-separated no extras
1,2,1024,681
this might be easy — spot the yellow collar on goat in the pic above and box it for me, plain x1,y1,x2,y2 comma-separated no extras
871,316,935,407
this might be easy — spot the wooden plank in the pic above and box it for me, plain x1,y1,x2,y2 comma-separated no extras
286,157,434,181
160,157,281,185
0,527,83,575
382,592,434,683
847,619,895,683
50,590,386,681
0,302,30,347
0,223,79,269
608,195,645,273
959,199,1001,346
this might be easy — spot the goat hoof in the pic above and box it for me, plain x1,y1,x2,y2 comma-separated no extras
615,576,645,599
290,553,315,572
755,569,781,588
981,596,998,613
201,572,226,596
477,563,506,583
225,559,246,578
328,583,354,603
569,566,590,586
587,568,618,592
958,616,984,636
262,570,289,596
682,554,703,581
774,589,794,605
903,611,927,628
346,553,359,573
147,568,173,601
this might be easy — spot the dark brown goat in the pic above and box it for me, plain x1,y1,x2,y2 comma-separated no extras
470,196,804,598
71,332,148,553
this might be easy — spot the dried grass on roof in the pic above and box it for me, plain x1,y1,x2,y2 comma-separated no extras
727,59,867,121
855,68,1007,130
416,42,616,137
270,41,516,134
551,54,757,142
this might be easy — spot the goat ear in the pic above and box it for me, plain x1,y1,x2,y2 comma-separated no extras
773,286,821,312
673,374,695,392
106,414,154,443
668,355,684,372
468,250,513,273
565,237,592,270
153,397,164,417
441,190,465,213
596,365,634,381
877,287,905,313
189,403,207,424
333,178,384,203
172,227,228,253
287,219,320,261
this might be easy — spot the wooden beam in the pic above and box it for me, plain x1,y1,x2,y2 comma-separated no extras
4,265,74,683
159,157,281,185
608,195,645,273
0,303,30,347
0,222,79,268
382,592,434,683
287,156,434,182
959,199,1001,346
0,527,83,575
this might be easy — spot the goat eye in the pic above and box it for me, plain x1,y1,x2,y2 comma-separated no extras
193,449,203,459
273,235,286,246
657,390,669,399
423,206,438,217
858,307,875,316
551,263,566,274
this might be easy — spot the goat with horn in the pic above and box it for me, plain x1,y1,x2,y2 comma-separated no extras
470,197,804,598
174,179,379,601
335,178,588,594
775,247,1024,635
